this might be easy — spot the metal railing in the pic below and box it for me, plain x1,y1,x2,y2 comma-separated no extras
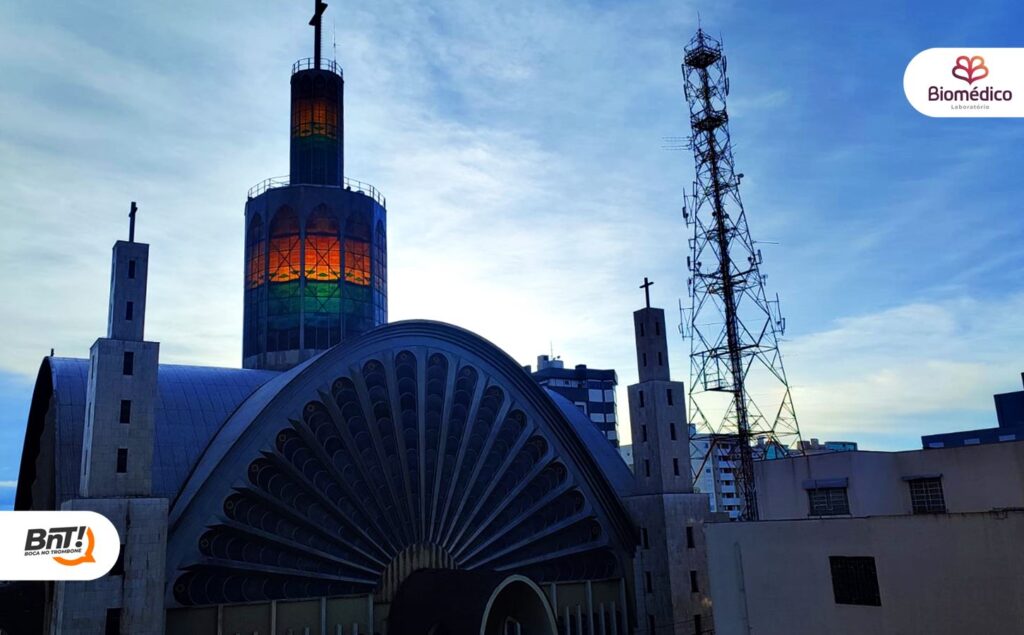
247,175,386,208
292,57,343,76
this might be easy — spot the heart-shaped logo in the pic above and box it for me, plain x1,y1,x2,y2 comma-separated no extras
952,55,988,84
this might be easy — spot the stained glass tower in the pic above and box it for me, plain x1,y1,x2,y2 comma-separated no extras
243,2,387,371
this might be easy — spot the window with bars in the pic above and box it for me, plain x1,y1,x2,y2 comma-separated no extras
807,487,850,516
908,477,946,514
829,556,881,606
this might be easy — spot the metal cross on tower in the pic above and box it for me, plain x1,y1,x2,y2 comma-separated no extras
310,0,328,69
680,29,802,521
640,277,654,309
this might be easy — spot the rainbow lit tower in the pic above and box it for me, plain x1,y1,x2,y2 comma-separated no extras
243,1,387,371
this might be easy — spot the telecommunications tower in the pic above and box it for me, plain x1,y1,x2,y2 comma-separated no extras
680,29,802,521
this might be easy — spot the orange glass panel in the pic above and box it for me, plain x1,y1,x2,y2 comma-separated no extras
306,235,340,281
268,236,300,282
291,98,338,139
344,239,370,286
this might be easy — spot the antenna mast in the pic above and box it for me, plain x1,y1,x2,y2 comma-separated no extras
681,29,802,521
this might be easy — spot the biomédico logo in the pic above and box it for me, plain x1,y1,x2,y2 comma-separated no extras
24,525,97,566
928,54,1013,109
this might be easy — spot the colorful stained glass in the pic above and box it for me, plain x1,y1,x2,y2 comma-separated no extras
305,209,340,281
269,209,300,282
344,239,370,286
246,215,266,289
291,98,338,139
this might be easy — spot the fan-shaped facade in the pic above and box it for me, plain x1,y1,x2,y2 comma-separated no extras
163,320,636,631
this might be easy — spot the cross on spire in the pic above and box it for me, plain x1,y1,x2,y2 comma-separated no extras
310,0,328,69
640,277,654,309
128,201,138,243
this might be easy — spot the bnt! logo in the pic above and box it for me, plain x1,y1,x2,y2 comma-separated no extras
952,55,989,84
0,510,119,581
24,526,97,566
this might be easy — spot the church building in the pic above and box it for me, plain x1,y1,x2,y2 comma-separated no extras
5,5,714,634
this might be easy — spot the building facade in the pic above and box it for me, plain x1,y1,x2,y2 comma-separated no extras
705,441,1024,634
921,373,1024,448
529,355,620,447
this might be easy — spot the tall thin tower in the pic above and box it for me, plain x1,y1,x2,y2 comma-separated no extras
680,29,801,521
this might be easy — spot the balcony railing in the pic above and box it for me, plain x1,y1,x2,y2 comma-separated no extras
292,57,343,76
247,175,386,208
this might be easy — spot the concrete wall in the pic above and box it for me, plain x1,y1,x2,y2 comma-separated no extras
756,441,1024,519
706,510,1024,635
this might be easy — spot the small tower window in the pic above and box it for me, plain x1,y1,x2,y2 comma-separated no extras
122,351,134,376
127,259,136,279
642,352,648,367
644,571,653,593
116,449,128,473
642,425,648,442
686,525,695,548
655,321,661,336
644,459,651,477
674,458,681,476
667,389,674,405
125,301,134,321
639,322,645,337
105,608,121,635
639,390,645,408
658,351,663,366
119,400,131,424
690,570,699,593
670,423,677,441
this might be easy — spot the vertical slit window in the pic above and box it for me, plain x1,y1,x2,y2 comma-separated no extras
119,400,131,424
667,389,674,405
125,301,134,321
122,351,134,376
116,449,128,473
686,525,695,548
127,260,136,279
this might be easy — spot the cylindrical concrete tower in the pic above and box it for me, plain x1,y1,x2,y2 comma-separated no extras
242,5,387,371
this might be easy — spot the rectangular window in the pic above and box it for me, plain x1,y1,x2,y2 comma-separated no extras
642,425,648,442
641,527,650,549
127,259,136,279
639,390,645,408
122,351,134,376
808,487,850,516
644,459,651,478
694,614,702,635
125,301,134,321
116,448,128,473
642,352,648,367
655,321,661,336
908,477,946,514
690,570,699,593
673,458,680,476
119,400,131,424
670,423,677,441
829,556,881,606
639,322,645,337
657,351,663,366
644,571,653,593
667,389,674,405
105,608,121,635
648,616,656,634
686,525,695,548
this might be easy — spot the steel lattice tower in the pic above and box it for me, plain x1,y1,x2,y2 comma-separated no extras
680,29,802,521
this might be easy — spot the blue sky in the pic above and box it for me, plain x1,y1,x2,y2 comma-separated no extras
2,0,1023,505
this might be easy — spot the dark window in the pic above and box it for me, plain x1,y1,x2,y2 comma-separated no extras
122,351,134,375
686,525,695,548
829,556,881,606
808,487,850,516
667,389,674,405
644,459,651,477
694,613,702,635
639,322,645,337
116,448,128,473
670,423,677,440
643,352,647,367
642,425,648,442
109,545,125,576
908,477,946,514
657,351,663,366
641,527,650,549
119,400,131,424
673,458,680,476
648,616,656,634
639,390,645,407
690,570,699,593
655,321,661,336
127,259,136,279
644,571,653,593
105,608,120,635
125,301,134,321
